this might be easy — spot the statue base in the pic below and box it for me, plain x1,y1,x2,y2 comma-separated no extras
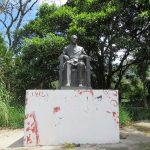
24,90,119,146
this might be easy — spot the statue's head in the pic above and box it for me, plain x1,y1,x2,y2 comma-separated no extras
70,35,78,45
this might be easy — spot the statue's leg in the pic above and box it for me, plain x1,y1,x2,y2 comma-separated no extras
66,62,71,87
77,61,85,87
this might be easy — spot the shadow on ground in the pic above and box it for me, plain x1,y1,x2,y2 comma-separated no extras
8,137,23,148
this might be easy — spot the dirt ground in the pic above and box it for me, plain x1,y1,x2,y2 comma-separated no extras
0,121,150,150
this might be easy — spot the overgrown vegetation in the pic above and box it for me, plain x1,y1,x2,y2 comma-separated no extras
8,106,24,128
64,142,75,150
119,105,131,125
0,0,149,127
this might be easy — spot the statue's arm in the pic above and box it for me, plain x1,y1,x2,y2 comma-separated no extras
82,47,87,55
79,47,88,59
63,47,70,60
59,47,66,64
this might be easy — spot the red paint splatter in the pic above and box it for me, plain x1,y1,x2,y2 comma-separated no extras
25,112,39,145
113,91,118,97
78,90,94,96
32,112,39,145
106,110,119,124
112,112,116,117
26,134,32,144
53,106,61,113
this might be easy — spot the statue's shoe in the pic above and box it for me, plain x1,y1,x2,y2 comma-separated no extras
79,84,83,87
66,83,70,87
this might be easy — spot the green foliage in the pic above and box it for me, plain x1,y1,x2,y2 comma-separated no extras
0,105,24,128
0,82,13,105
120,75,144,102
0,33,6,50
0,0,149,110
119,105,131,125
0,82,13,126
14,33,67,104
0,101,9,126
127,107,150,121
8,106,24,128
14,0,150,91
64,142,75,150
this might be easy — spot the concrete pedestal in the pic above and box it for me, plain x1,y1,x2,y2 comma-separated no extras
24,90,119,146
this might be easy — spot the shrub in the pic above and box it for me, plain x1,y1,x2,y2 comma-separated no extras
119,105,131,125
0,101,9,126
127,107,150,120
0,82,11,126
8,106,24,128
0,81,13,127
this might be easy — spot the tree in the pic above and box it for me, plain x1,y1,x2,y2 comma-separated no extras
0,0,38,48
0,33,15,92
13,33,66,104
67,0,150,89
0,33,13,125
13,1,150,104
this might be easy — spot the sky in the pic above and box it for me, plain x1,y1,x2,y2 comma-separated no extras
0,0,68,45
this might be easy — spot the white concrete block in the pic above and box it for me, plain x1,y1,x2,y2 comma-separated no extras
24,90,119,146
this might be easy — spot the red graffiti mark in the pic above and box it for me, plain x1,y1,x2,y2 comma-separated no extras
32,112,39,145
31,91,48,97
112,111,116,117
113,91,118,97
106,110,119,124
110,100,118,107
26,127,30,132
26,134,32,144
25,112,39,145
78,90,94,96
53,106,61,113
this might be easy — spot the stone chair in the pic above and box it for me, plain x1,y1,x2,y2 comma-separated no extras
58,54,91,89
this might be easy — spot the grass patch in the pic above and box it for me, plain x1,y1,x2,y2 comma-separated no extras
0,101,9,126
8,106,24,128
64,142,75,150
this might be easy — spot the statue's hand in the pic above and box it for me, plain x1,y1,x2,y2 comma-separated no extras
79,55,88,59
63,55,70,60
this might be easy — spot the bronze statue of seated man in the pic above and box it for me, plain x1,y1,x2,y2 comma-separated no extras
59,35,91,88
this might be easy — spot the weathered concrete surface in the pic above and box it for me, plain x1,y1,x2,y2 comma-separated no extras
0,121,150,150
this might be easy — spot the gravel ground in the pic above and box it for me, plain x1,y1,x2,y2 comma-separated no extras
0,121,150,150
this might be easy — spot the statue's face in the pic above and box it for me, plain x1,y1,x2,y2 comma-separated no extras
70,35,77,44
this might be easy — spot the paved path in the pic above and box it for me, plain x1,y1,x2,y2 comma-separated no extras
0,121,150,150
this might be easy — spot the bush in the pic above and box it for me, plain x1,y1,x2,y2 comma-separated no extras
0,101,9,126
8,106,24,128
119,105,131,125
126,107,150,120
0,82,24,128
0,82,11,126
